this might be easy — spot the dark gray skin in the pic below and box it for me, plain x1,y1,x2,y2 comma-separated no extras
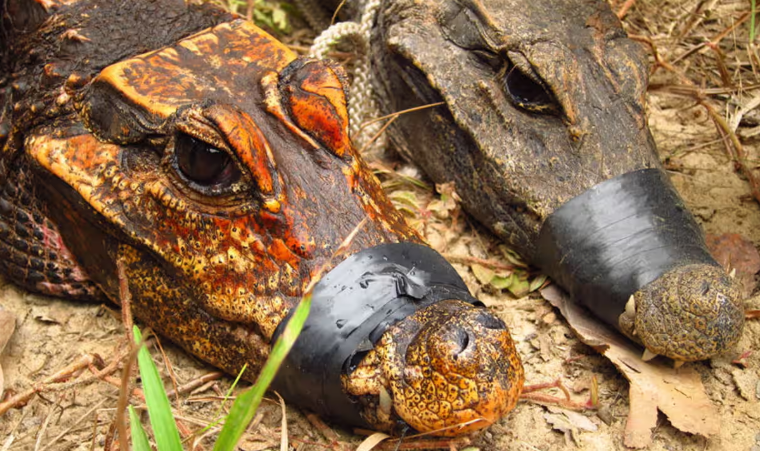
317,0,745,362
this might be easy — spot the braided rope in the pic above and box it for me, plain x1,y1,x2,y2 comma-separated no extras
307,0,385,155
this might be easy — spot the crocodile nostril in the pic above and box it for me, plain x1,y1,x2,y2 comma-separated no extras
476,311,506,330
452,329,471,356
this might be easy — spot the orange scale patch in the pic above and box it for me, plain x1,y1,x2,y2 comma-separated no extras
93,20,297,121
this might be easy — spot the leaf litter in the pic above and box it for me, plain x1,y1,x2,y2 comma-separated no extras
541,285,720,448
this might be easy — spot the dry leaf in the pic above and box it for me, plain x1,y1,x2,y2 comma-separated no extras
706,233,760,298
0,307,14,353
0,306,16,399
239,441,279,451
471,264,496,286
427,182,460,219
356,432,390,451
543,412,576,442
541,286,720,448
731,368,758,401
706,233,760,274
544,408,597,446
547,407,598,432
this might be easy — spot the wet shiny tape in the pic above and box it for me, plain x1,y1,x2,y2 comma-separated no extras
270,242,481,428
534,168,719,327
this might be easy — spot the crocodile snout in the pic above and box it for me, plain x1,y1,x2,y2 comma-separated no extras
389,300,524,435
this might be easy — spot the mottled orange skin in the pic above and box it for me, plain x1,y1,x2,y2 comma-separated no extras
345,301,524,435
0,0,524,435
26,16,416,364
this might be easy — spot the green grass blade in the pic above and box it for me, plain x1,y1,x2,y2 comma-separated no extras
133,326,183,451
193,364,249,436
212,293,312,451
128,406,152,451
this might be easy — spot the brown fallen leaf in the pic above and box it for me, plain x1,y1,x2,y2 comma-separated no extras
0,305,17,399
706,233,760,298
541,286,719,449
356,432,391,451
544,406,598,446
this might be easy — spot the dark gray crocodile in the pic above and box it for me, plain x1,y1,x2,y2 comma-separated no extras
0,0,524,435
314,0,745,363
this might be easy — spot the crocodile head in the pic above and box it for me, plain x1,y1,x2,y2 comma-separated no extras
371,0,658,253
364,0,744,362
0,0,522,435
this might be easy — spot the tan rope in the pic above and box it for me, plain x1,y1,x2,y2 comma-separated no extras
307,0,386,156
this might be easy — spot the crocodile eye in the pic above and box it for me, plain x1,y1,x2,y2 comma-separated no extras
174,133,241,189
504,66,558,115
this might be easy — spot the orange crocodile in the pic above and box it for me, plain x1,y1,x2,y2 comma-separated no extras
0,0,523,436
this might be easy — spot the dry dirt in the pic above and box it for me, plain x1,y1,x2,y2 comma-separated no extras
2,0,760,450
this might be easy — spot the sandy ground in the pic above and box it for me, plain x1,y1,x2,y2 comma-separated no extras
1,0,760,450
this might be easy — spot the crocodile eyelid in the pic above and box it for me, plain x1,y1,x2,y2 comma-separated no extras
174,107,233,153
199,104,280,198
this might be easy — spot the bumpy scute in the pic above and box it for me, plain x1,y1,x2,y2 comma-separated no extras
630,265,744,361
345,300,524,435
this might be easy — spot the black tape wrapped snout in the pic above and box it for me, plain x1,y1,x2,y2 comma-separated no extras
270,242,481,429
535,168,720,329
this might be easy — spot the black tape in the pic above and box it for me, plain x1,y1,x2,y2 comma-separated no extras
535,168,719,327
270,242,481,428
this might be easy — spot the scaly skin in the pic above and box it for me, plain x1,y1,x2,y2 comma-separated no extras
316,0,745,362
620,265,744,362
345,301,523,435
0,0,523,435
